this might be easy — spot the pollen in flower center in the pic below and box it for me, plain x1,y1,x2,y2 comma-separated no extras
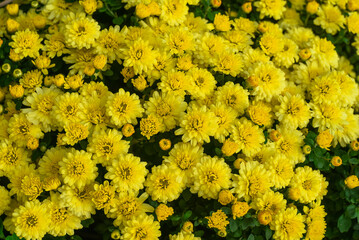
25,215,38,228
205,171,218,183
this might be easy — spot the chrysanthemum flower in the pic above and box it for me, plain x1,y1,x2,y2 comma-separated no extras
251,190,286,217
232,161,273,201
64,12,100,49
254,0,286,20
213,51,243,77
169,232,200,240
38,147,66,180
314,4,345,35
247,101,273,128
0,140,30,176
264,155,294,189
140,115,164,139
92,181,116,214
175,105,218,146
311,103,347,133
9,29,43,59
215,81,249,116
19,70,43,94
59,184,96,219
122,39,157,75
106,89,144,127
43,0,72,23
105,153,148,193
289,166,328,203
44,192,83,236
231,117,265,157
166,28,195,55
59,149,98,189
310,37,339,70
52,92,84,127
95,25,124,63
275,93,312,129
259,32,284,56
111,192,154,227
160,0,189,26
190,156,232,199
43,32,67,58
0,186,11,215
248,62,286,102
332,109,359,147
12,200,49,240
121,214,161,240
159,70,189,97
145,91,187,131
187,68,216,100
22,86,62,132
270,208,305,240
87,128,129,166
145,164,185,203
210,104,238,143
310,73,341,104
273,38,299,68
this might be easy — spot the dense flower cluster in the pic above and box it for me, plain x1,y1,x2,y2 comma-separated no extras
0,0,358,240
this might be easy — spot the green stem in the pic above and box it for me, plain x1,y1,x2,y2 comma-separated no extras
104,0,117,18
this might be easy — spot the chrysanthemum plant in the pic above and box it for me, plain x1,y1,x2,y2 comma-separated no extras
0,0,359,239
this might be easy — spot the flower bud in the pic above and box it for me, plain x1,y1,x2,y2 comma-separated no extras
331,156,342,167
345,175,359,189
350,140,359,151
242,2,252,14
111,230,120,240
2,63,11,73
93,54,107,70
6,3,19,16
6,19,20,33
211,0,221,8
159,139,171,151
299,49,311,60
13,69,23,78
258,210,272,225
9,84,24,98
306,1,319,14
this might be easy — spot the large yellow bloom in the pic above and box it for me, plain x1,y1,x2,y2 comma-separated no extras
121,214,161,240
175,105,218,146
254,0,286,20
105,153,148,193
232,161,273,201
160,0,189,26
12,200,49,240
145,164,185,203
9,29,43,59
314,4,345,35
270,208,305,240
190,156,232,199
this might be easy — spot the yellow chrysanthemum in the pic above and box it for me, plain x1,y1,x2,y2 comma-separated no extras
87,128,129,166
254,0,286,20
105,153,148,193
175,105,218,146
289,166,328,203
106,89,144,127
52,92,84,127
275,93,312,129
190,156,232,199
111,192,154,227
206,209,229,232
213,51,243,77
271,208,305,240
19,70,43,94
159,70,189,97
251,190,286,216
92,181,116,214
64,12,100,49
22,86,62,132
123,39,157,75
9,29,43,59
310,37,339,70
95,25,124,63
310,73,341,105
187,67,216,100
145,164,185,203
145,91,187,131
210,104,237,143
140,114,164,139
231,118,265,157
314,4,345,35
59,184,96,219
166,28,195,55
160,0,188,26
215,81,249,116
59,149,98,189
0,186,11,215
232,161,273,201
12,200,49,240
169,232,200,240
311,103,347,133
247,101,273,128
248,62,286,102
44,192,83,236
163,142,203,186
121,214,161,240
0,140,30,176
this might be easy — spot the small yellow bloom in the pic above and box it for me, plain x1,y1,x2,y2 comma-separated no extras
6,3,19,16
27,136,39,150
331,156,342,167
242,2,252,14
303,145,311,155
258,210,272,225
93,54,107,70
316,130,333,150
299,49,311,60
111,230,121,240
269,130,281,142
6,18,19,33
257,22,269,33
211,0,221,8
218,189,234,205
159,139,171,151
306,1,319,14
345,175,359,189
132,75,148,92
33,15,47,29
42,176,61,191
121,67,135,83
233,158,245,169
136,3,151,19
217,230,227,237
221,140,239,157
80,0,98,14
13,69,23,78
206,209,229,231
214,13,231,31
122,123,135,137
84,64,96,76
9,84,24,98
155,204,174,222
232,201,250,219
53,74,65,87
182,221,193,233
350,140,359,151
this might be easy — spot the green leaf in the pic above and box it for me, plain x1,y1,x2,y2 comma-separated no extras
81,218,95,228
265,227,272,240
183,210,192,220
338,214,352,233
5,234,19,240
248,234,255,240
194,230,204,237
215,148,222,156
0,218,5,239
349,158,359,164
113,17,124,25
103,69,114,76
229,219,238,232
221,207,231,215
346,205,357,219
